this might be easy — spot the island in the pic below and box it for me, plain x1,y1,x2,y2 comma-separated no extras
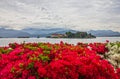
17,36,30,38
47,31,96,38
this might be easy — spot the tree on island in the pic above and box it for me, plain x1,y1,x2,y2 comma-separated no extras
65,31,96,38
47,31,96,38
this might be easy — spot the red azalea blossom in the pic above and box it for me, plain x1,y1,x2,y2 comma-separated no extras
0,41,119,79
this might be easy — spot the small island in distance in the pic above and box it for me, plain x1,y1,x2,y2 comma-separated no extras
47,31,96,38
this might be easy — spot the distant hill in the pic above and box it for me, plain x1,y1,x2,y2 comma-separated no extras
0,28,31,38
0,27,120,38
22,28,77,37
87,30,120,37
22,28,120,37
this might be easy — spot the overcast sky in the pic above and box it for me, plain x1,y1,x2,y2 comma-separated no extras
0,0,120,31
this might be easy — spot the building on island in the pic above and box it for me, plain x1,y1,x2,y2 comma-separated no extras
50,33,67,38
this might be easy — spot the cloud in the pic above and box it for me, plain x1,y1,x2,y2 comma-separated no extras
0,0,120,32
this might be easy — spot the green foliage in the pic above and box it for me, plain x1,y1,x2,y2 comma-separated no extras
24,45,38,50
39,45,52,51
0,48,13,54
43,50,50,54
66,31,75,38
27,62,34,69
65,31,96,38
11,67,15,73
38,54,50,62
19,63,24,68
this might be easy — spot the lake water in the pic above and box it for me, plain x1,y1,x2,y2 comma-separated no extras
0,37,120,46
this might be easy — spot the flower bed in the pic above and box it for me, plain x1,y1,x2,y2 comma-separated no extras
0,41,120,79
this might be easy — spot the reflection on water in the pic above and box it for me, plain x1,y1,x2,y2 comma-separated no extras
0,37,120,46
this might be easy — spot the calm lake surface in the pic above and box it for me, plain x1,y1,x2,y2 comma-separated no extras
0,37,120,46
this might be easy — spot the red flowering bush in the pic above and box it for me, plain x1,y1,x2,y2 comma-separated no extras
89,43,108,54
0,42,119,79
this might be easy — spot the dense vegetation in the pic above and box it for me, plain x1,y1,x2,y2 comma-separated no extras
0,41,120,79
48,31,96,38
65,31,96,38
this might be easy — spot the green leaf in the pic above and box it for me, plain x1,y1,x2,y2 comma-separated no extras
27,62,34,69
11,67,15,73
39,54,50,62
43,50,50,54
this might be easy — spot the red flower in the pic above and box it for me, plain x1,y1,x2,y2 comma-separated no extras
38,67,46,77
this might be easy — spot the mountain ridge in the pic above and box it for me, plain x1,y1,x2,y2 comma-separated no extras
87,30,120,37
0,27,120,37
22,28,120,37
0,28,31,38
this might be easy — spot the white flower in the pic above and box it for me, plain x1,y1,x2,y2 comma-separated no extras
107,59,117,67
108,51,115,55
99,42,120,68
106,43,112,50
111,45,118,50
108,54,117,60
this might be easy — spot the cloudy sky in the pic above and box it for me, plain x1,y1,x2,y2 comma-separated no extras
0,0,120,32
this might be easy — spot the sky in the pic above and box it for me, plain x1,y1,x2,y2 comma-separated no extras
0,0,120,32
